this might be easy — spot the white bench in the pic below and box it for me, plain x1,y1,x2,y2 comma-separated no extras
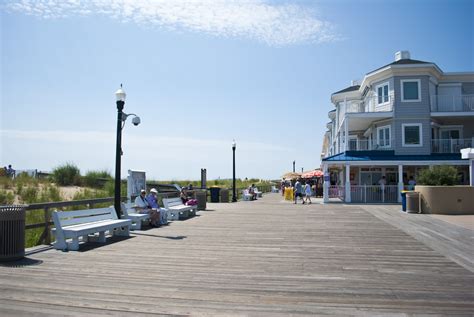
52,207,131,251
271,186,279,193
242,190,253,201
254,187,263,198
162,197,197,220
121,202,150,230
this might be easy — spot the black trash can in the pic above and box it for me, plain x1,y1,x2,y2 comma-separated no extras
210,187,221,203
0,205,27,262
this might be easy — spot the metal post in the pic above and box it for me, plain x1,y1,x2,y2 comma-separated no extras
293,161,295,173
114,100,124,219
232,145,237,202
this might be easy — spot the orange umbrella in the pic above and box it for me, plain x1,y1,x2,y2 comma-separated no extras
301,169,324,178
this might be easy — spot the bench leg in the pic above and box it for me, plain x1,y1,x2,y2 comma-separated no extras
134,220,142,230
114,226,130,237
98,231,106,243
82,235,89,243
69,237,80,251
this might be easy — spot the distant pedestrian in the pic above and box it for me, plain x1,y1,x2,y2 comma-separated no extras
6,165,15,179
304,181,312,204
378,176,386,188
408,176,416,190
294,179,304,204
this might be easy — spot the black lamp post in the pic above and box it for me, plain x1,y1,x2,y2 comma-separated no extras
232,140,237,202
114,85,141,218
293,160,295,173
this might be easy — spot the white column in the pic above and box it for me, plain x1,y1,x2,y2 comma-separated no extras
345,164,351,203
398,164,404,203
344,117,349,152
323,164,329,203
470,159,473,186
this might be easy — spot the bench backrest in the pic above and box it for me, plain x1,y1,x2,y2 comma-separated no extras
53,207,117,228
162,197,184,208
120,202,135,217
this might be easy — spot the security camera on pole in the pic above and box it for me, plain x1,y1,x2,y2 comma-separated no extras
114,85,141,218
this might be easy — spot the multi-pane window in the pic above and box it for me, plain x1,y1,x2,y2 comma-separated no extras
377,125,391,148
377,83,389,104
403,124,422,146
401,79,421,102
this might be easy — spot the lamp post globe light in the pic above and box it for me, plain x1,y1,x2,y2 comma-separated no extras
232,140,237,202
114,85,140,218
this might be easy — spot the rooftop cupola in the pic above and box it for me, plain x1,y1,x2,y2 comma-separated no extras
395,50,411,61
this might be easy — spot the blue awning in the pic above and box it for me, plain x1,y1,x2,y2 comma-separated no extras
322,151,462,162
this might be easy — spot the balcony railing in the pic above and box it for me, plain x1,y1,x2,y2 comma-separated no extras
348,139,394,151
346,95,394,114
431,138,473,153
430,95,474,112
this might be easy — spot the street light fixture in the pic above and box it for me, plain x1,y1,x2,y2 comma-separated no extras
232,140,237,202
114,84,141,218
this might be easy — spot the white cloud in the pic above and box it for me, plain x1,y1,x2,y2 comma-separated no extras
3,0,339,45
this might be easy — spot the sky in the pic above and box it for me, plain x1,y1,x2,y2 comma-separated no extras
1,0,473,181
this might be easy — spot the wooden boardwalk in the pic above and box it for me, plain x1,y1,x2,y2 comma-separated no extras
1,194,473,316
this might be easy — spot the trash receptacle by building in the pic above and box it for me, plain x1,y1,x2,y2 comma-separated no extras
220,188,229,203
0,205,27,262
401,191,408,212
210,187,221,203
406,192,420,213
195,190,207,210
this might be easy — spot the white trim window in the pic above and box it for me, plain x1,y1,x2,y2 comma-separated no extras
402,123,423,147
376,82,389,105
401,79,421,102
376,125,391,148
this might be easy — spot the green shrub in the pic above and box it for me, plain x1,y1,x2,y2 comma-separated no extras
83,170,112,188
51,163,81,186
19,186,39,203
0,190,15,204
40,185,62,202
417,165,460,186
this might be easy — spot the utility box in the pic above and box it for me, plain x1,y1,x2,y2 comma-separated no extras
0,205,27,262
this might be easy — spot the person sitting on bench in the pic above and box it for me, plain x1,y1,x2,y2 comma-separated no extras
134,189,160,227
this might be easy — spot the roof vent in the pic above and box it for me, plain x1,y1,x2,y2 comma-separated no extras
395,51,411,61
351,79,360,86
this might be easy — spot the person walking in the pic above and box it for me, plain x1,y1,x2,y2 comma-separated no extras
304,181,312,204
294,179,304,204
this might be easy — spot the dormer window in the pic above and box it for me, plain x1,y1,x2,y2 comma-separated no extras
401,79,421,102
376,82,389,104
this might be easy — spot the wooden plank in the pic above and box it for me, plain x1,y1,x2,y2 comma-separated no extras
1,194,473,315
